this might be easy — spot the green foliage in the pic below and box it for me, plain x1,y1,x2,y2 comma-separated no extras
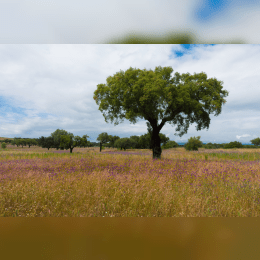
101,31,246,44
35,129,91,152
1,142,6,149
108,135,120,148
250,137,260,147
96,132,111,151
202,142,223,149
184,136,203,151
203,142,214,149
96,132,110,144
50,129,71,149
113,137,135,151
93,65,228,137
223,141,243,149
161,140,179,150
0,139,12,144
242,145,258,149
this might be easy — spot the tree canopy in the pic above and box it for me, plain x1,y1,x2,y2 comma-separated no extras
93,66,229,159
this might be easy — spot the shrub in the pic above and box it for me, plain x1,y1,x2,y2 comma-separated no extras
203,142,216,149
161,140,179,150
223,141,243,149
1,142,6,149
184,136,203,151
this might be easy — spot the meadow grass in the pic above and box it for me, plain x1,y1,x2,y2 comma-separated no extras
0,144,260,217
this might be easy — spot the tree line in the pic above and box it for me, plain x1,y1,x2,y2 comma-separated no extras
1,132,260,153
0,128,179,153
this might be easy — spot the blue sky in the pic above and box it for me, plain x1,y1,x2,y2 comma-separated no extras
0,0,259,43
0,44,259,145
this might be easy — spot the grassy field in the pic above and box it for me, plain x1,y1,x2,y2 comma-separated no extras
1,143,260,217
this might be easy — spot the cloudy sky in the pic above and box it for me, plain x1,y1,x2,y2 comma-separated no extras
0,0,259,44
0,44,259,145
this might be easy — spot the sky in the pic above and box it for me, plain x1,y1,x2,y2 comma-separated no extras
0,44,259,145
0,0,260,44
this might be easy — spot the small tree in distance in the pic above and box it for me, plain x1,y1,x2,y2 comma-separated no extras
1,142,6,149
250,138,260,147
59,134,89,153
184,136,203,151
96,132,110,152
223,141,243,149
161,140,179,150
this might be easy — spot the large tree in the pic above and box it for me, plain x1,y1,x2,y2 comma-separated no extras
93,66,228,160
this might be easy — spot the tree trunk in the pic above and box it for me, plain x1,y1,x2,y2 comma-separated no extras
151,129,162,160
70,147,73,153
100,142,102,152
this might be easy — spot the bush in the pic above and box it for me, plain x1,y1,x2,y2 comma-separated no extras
184,136,203,151
203,143,214,149
223,141,243,149
1,142,6,149
203,142,219,149
161,140,179,150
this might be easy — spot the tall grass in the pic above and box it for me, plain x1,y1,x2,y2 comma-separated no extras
0,145,260,217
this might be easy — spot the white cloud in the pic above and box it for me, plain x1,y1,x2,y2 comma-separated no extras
236,134,251,139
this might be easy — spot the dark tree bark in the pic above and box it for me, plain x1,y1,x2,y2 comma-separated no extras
151,128,162,160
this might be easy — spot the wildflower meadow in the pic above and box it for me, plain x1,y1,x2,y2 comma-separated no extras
1,143,260,217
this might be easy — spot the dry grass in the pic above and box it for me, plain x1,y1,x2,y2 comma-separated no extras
1,144,260,217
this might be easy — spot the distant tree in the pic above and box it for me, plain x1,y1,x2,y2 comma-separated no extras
49,129,71,150
23,138,38,148
96,132,110,152
114,137,136,151
13,138,22,147
224,141,243,149
37,136,55,150
59,134,90,153
203,142,214,149
10,139,17,146
3,139,11,144
81,134,91,147
250,137,260,147
1,142,6,149
161,140,179,150
36,131,91,152
184,136,204,151
94,66,228,160
107,135,121,148
128,135,141,149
